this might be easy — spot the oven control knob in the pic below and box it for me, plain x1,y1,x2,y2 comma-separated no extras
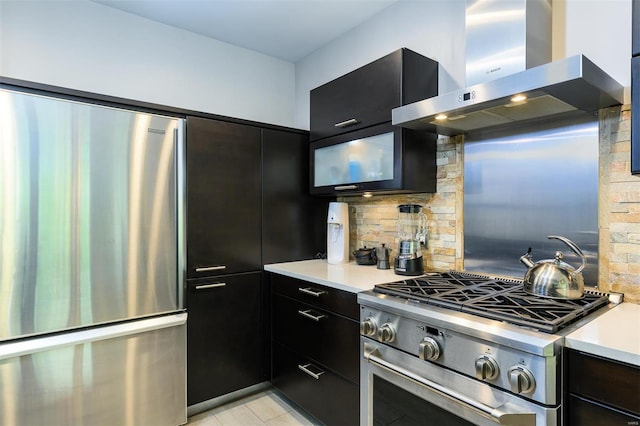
475,355,499,381
378,323,396,343
418,337,441,361
508,366,536,394
361,318,378,337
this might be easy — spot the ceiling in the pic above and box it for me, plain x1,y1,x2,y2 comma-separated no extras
94,0,400,62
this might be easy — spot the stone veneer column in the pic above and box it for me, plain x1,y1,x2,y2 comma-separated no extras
599,105,640,302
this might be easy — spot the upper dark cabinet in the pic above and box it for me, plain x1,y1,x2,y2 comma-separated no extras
310,48,438,141
633,57,639,174
186,116,262,278
310,122,437,196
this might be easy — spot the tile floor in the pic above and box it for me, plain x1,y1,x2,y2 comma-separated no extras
187,389,319,426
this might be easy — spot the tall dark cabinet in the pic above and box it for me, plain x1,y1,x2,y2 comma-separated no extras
186,117,327,407
185,117,264,406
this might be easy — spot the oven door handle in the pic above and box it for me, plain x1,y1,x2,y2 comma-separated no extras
365,350,535,426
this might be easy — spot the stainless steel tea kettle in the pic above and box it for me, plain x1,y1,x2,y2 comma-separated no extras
519,235,586,300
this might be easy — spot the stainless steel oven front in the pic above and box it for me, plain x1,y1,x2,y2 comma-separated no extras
360,339,559,426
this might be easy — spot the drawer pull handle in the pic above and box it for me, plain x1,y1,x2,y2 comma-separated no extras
334,185,358,191
298,363,325,380
298,287,326,297
195,283,226,290
334,118,359,128
297,309,326,322
195,265,226,272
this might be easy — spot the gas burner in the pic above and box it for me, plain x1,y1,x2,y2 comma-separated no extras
373,271,609,333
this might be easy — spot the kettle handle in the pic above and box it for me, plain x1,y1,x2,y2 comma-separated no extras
547,235,586,274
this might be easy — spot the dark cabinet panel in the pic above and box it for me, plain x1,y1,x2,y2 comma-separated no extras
262,128,328,263
271,274,359,320
272,341,359,426
566,349,640,424
273,294,359,383
310,48,438,141
186,273,263,406
633,0,639,57
186,117,262,278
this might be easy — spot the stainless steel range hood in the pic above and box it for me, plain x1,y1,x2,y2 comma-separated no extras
392,55,624,135
392,0,624,136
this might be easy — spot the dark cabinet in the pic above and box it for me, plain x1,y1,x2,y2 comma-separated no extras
309,48,438,195
186,116,262,278
310,48,438,141
262,128,328,263
565,349,640,425
186,117,327,408
270,273,360,425
310,122,437,196
186,273,263,406
633,0,639,58
632,1,639,174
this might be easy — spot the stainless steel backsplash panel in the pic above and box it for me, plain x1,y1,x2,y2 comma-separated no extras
463,116,599,285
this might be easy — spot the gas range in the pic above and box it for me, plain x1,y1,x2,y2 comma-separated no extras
370,271,610,333
358,271,617,425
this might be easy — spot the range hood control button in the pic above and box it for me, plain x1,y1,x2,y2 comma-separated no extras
361,318,378,337
475,355,499,381
378,323,396,343
418,337,441,361
508,366,536,394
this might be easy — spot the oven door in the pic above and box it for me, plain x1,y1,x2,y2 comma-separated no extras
361,339,559,426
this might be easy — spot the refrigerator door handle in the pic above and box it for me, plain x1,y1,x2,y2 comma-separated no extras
0,313,187,361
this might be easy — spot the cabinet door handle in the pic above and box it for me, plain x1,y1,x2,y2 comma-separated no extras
298,363,325,380
334,185,358,191
195,283,226,290
334,118,359,128
195,265,226,272
298,287,326,297
297,309,326,322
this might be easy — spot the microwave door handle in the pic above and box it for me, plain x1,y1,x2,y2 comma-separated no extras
365,351,535,426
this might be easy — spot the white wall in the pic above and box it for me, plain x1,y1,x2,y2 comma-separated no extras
1,0,631,130
552,0,631,101
0,0,296,127
294,0,632,130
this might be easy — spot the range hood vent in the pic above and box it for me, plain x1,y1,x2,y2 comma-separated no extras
392,54,624,136
392,0,623,136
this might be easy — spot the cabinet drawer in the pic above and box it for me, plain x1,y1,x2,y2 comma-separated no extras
271,274,359,320
567,395,640,425
567,349,640,416
273,294,359,383
272,341,359,426
310,48,438,141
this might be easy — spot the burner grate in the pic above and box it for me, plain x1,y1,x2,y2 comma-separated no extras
373,271,609,333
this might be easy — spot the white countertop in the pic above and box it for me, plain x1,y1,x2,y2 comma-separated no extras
264,259,401,293
565,302,640,366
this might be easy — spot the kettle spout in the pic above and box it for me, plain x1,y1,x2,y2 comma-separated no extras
519,247,535,268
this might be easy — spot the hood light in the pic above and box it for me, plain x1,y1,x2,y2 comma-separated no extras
510,94,528,103
363,192,373,198
435,114,448,121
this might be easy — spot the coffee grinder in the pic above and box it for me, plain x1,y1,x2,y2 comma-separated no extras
394,204,427,275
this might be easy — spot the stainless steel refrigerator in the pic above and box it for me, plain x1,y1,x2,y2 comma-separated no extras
0,88,187,425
